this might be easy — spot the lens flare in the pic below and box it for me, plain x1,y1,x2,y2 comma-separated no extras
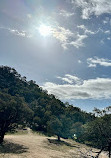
38,24,52,37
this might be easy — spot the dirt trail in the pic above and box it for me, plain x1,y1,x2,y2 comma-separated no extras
0,133,108,158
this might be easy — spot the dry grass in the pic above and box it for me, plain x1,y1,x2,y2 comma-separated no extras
0,131,108,158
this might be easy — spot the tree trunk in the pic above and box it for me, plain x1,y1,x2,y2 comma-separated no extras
108,142,111,158
57,135,60,141
0,133,5,144
95,146,105,158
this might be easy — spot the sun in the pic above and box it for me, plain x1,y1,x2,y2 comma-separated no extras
38,24,52,37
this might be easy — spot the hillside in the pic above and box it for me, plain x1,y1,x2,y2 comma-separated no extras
1,66,111,157
0,66,93,140
0,132,108,158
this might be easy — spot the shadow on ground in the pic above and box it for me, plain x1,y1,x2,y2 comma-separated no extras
0,141,28,154
47,138,79,148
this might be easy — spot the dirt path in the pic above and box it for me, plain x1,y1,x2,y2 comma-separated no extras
0,133,108,158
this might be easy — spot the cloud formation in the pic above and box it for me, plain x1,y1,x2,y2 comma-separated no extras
10,29,26,37
77,25,96,35
43,75,111,100
0,26,31,38
72,0,111,19
69,33,87,48
87,57,111,67
51,26,88,49
51,26,73,49
57,74,82,84
59,9,74,18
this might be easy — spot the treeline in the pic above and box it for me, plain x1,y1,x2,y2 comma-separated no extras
0,66,93,141
0,66,111,156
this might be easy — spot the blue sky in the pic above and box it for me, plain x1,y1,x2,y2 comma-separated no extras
1,0,111,112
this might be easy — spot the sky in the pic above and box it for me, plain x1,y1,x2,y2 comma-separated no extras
1,0,111,112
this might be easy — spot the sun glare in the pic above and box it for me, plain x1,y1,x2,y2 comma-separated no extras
38,24,52,37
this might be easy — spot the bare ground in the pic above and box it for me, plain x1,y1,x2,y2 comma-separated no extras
0,132,108,158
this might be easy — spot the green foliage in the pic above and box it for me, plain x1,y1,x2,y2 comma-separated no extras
47,115,73,140
83,108,111,149
65,105,94,124
0,91,33,143
1,65,111,156
71,122,84,139
0,66,94,142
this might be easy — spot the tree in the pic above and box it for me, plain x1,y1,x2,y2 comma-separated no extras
0,92,33,143
47,115,73,141
71,122,84,142
83,107,111,158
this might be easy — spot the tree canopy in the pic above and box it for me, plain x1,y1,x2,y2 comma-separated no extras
0,66,94,143
0,91,33,143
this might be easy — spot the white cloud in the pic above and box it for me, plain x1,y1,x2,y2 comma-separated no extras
57,74,82,84
51,26,87,49
65,74,82,84
103,20,108,24
59,9,74,17
52,26,73,48
0,26,31,38
87,57,111,67
78,60,82,64
0,24,87,49
72,0,111,19
43,77,111,100
77,25,96,35
70,33,88,48
9,29,26,37
77,25,110,36
107,37,111,40
57,76,73,84
104,30,110,34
